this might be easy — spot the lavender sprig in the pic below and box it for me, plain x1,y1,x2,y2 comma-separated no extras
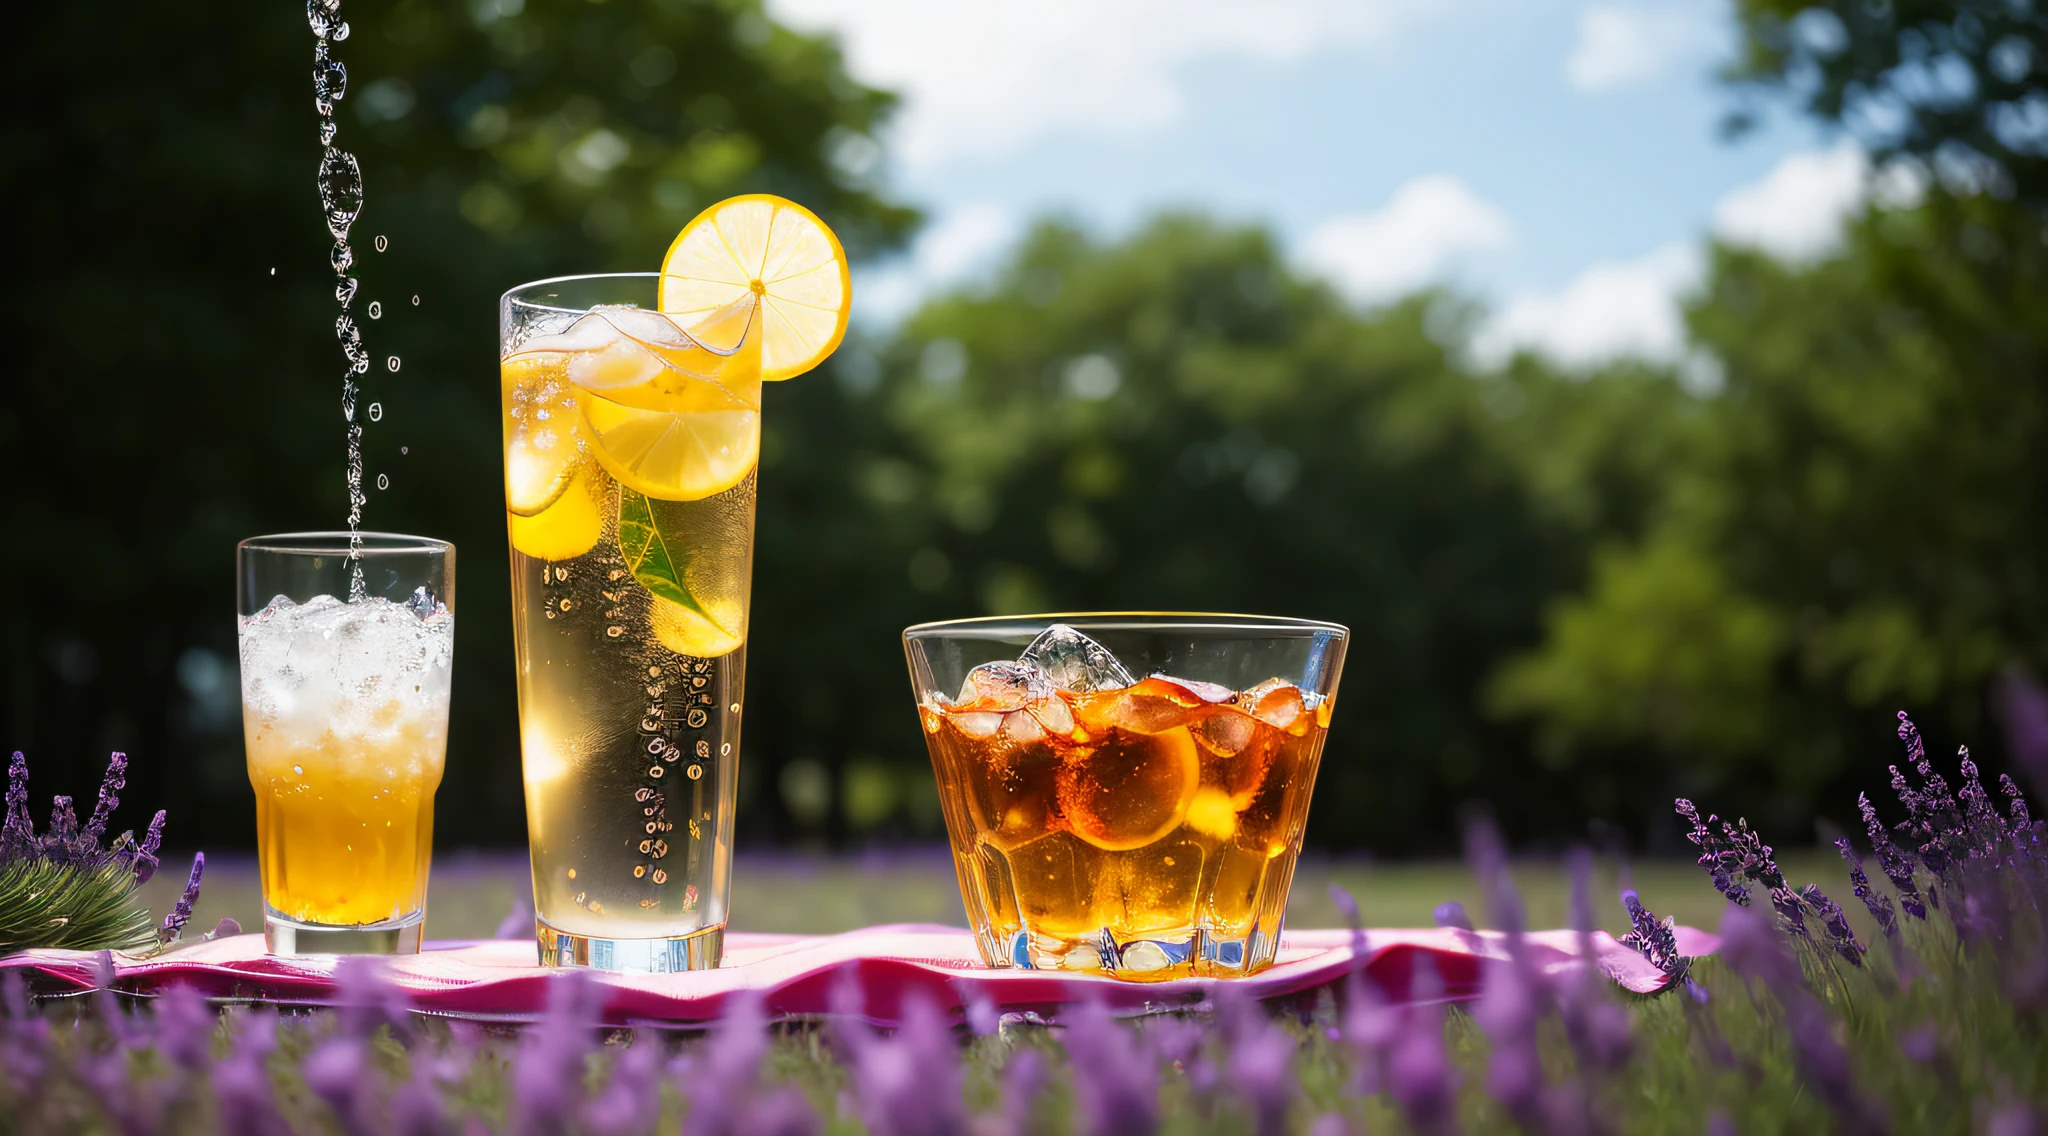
2,753,31,858
160,853,204,945
1860,792,1928,920
79,752,127,853
1799,883,1864,966
1676,798,1752,905
1620,889,1699,998
1837,838,1898,940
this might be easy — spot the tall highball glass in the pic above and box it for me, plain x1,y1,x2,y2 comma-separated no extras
500,274,758,971
906,614,1347,980
237,532,455,955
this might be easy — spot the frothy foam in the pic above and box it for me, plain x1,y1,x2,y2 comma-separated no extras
238,593,454,745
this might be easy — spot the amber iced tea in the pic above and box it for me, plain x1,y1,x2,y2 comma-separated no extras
910,619,1345,980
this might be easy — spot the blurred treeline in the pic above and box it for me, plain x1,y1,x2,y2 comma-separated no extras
0,0,2042,856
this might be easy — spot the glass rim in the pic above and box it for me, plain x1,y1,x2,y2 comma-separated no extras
502,271,663,316
238,531,454,556
903,612,1348,641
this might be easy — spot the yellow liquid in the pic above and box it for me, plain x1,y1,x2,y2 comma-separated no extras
502,318,756,943
247,722,442,926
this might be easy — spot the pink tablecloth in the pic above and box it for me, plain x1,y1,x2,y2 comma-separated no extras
1,923,1716,1027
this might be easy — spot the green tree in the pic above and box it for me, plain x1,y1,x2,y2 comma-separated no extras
0,0,913,844
777,216,1693,850
1490,194,2048,827
1728,1,2048,204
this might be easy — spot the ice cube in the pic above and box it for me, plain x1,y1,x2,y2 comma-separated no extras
1240,678,1307,732
955,661,1050,711
1020,624,1135,693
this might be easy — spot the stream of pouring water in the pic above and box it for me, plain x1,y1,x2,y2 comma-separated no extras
310,0,370,600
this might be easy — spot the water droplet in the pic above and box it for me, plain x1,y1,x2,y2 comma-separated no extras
269,267,276,275
557,598,572,612
546,610,557,620
292,765,304,776
567,868,577,879
638,839,652,854
607,626,625,637
649,765,664,779
573,891,588,905
411,295,420,306
687,764,703,781
634,865,646,879
729,702,740,713
318,148,363,239
374,234,388,252
652,869,668,884
376,473,388,490
312,55,347,115
648,666,662,678
400,446,409,455
720,743,731,756
386,356,400,372
367,402,382,422
367,301,382,319
335,276,357,305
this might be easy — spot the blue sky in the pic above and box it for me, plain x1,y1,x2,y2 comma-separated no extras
769,0,1879,368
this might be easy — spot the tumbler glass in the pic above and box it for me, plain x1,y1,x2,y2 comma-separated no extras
905,614,1347,980
236,532,455,955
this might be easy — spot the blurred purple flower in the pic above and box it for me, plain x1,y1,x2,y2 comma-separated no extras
997,1048,1047,1136
154,983,217,1070
1708,1112,1736,1136
964,989,999,1037
389,1053,455,1136
1217,987,1295,1136
332,956,413,1042
304,1035,374,1136
1463,817,1524,934
580,1034,661,1136
1836,839,1898,940
513,968,603,1136
159,852,205,945
212,1010,283,1136
1385,959,1458,1134
1719,905,1888,1131
1432,902,1473,932
1997,669,2048,798
1557,850,1630,1072
683,991,770,1136
841,990,970,1136
494,894,533,942
1307,1113,1352,1136
1859,792,1928,919
737,1086,825,1136
1898,1023,1938,1064
1064,998,1158,1136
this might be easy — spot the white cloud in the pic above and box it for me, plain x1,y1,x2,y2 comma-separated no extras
1565,3,1719,92
768,0,1421,167
1711,141,1869,262
1300,176,1513,304
1474,242,1703,368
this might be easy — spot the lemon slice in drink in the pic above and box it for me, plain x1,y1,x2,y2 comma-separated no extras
658,194,850,382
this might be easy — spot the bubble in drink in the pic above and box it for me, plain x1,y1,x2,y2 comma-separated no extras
387,356,400,372
377,473,389,490
374,234,387,252
367,301,381,319
368,402,382,422
411,295,420,306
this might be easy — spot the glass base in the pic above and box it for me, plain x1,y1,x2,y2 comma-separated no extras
265,910,425,956
534,917,724,972
985,923,1281,981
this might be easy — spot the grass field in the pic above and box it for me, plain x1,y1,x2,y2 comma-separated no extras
134,846,1860,944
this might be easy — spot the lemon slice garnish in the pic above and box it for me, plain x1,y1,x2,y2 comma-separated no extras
658,194,850,382
507,462,604,561
650,594,745,658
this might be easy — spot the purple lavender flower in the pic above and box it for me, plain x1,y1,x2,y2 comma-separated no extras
1997,669,2048,798
1798,884,1864,967
1895,712,1963,883
44,796,77,861
736,1086,824,1136
1956,746,2007,859
683,991,770,1136
1474,943,1543,1124
305,1036,374,1136
159,852,205,944
1676,799,1751,905
1,752,29,857
998,1049,1048,1136
1859,793,1928,919
1063,998,1159,1136
1432,902,1474,932
79,752,127,852
1897,1024,1938,1064
514,969,603,1136
133,810,165,884
1619,890,1692,994
212,1010,283,1136
1719,905,1889,1130
580,1035,660,1136
154,983,218,1070
494,895,533,942
1217,987,1295,1136
1557,850,1630,1072
2000,774,2035,834
1384,969,1458,1135
1836,839,1898,940
841,991,970,1136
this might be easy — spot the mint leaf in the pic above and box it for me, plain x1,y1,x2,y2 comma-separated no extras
617,488,710,617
